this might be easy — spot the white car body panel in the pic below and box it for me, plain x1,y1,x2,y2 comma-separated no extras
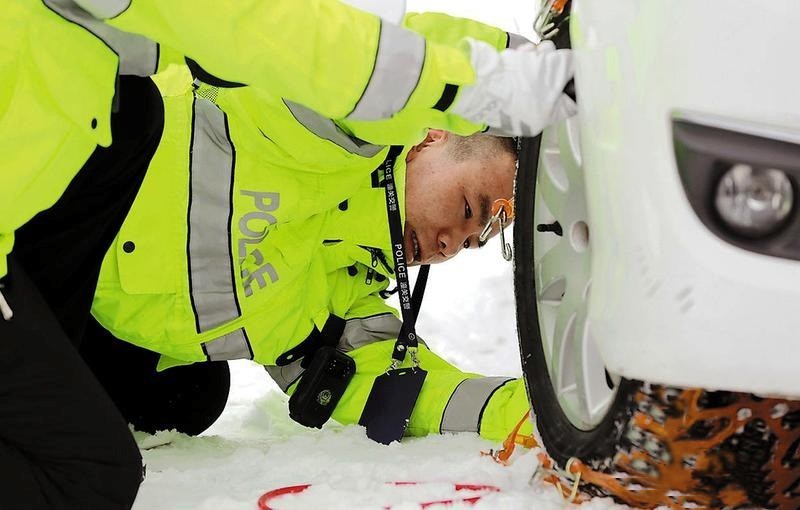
570,0,800,396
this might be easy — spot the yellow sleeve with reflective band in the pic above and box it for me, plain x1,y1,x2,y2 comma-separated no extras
337,10,522,145
324,339,531,442
313,284,532,442
478,375,534,441
107,0,475,131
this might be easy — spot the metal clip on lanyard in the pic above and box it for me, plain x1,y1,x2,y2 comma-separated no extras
381,146,430,371
389,264,429,371
479,198,514,261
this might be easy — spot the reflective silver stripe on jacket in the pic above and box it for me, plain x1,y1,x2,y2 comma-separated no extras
74,0,130,19
202,328,252,361
44,0,157,76
339,313,428,350
188,97,243,335
440,377,513,434
283,101,384,158
346,21,426,121
339,313,401,351
265,313,407,392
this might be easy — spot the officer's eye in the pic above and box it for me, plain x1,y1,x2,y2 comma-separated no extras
463,238,471,249
465,199,472,220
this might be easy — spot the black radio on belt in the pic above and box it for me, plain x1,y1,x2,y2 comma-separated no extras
288,346,356,428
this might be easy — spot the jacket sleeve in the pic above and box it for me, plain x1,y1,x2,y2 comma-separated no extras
266,291,532,443
335,11,533,145
336,337,532,442
93,0,478,132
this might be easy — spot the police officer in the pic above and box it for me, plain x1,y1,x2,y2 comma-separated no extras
1,2,571,508
79,12,572,447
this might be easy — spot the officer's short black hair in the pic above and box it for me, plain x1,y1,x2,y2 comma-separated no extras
446,133,517,164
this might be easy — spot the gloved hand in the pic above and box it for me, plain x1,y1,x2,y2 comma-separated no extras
452,39,576,137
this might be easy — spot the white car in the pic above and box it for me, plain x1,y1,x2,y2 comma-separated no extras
514,1,800,507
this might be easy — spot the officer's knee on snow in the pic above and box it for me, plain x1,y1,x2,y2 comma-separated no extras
118,436,146,502
89,431,145,509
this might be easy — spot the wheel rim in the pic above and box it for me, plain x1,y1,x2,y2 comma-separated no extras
532,116,618,430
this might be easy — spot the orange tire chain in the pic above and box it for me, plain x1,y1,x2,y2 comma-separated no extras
481,410,539,465
552,385,799,509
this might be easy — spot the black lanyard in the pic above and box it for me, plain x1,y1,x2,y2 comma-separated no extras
381,146,429,365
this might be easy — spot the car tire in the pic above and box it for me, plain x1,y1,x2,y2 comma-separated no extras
513,133,639,468
512,0,641,469
514,132,800,509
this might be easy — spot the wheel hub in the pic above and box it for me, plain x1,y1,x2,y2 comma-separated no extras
532,116,617,430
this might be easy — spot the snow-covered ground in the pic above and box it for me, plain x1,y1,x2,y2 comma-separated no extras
133,241,624,509
130,2,631,508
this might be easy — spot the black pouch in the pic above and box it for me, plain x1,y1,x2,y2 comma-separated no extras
358,367,427,444
288,346,356,428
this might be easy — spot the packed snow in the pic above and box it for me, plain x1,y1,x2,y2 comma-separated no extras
131,239,625,509
129,2,631,508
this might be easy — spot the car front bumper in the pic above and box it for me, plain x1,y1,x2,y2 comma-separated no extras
572,0,800,397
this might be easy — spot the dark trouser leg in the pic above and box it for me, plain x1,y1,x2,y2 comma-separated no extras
13,76,164,344
0,259,144,510
81,318,231,437
0,76,164,509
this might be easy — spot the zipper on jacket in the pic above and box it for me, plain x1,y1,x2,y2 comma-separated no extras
358,246,394,275
375,250,393,274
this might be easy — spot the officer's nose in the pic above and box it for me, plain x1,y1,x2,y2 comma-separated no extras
437,231,462,260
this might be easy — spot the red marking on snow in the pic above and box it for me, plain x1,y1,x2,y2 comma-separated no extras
258,481,501,509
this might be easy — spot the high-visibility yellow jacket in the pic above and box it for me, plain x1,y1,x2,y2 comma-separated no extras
90,12,532,441
2,0,490,280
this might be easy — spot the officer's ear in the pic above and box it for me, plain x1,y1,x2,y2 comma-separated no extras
409,129,448,159
423,129,447,147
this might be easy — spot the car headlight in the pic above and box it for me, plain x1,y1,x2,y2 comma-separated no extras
673,112,800,260
714,164,794,237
